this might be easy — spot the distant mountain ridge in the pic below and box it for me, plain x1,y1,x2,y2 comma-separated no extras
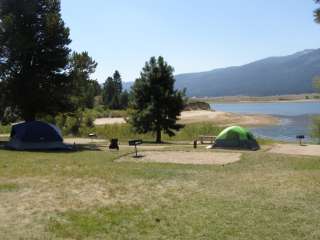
175,49,320,97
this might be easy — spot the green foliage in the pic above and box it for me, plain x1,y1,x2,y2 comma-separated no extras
120,90,130,109
0,124,11,134
311,116,320,143
69,52,99,109
0,0,72,121
102,71,128,109
315,0,320,23
130,56,186,143
94,122,222,142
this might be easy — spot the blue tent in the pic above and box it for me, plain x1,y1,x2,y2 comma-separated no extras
7,121,69,150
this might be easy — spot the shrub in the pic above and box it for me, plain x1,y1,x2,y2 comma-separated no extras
311,116,320,143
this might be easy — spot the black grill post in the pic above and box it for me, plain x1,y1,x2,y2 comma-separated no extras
296,135,305,146
129,140,143,158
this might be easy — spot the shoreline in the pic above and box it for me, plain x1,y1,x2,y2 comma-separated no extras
211,99,320,104
179,110,279,127
93,110,279,127
192,94,320,104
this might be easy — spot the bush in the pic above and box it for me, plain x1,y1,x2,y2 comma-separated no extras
311,116,320,143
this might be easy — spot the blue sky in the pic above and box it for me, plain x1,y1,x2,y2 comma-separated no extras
61,0,320,83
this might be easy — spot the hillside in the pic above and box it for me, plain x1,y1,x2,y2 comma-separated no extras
175,49,320,97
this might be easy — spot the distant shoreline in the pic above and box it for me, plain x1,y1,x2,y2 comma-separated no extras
191,93,320,104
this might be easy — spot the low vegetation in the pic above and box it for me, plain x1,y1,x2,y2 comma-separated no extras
86,122,222,142
184,101,211,111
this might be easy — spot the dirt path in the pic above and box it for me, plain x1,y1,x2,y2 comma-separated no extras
118,151,242,165
269,144,320,157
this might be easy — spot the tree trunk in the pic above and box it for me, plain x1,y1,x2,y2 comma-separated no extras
156,129,162,144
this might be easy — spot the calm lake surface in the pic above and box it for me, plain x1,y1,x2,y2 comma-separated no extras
211,101,320,142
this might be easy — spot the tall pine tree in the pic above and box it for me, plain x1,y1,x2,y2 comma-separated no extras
102,70,125,109
0,0,72,121
131,56,185,143
69,51,98,109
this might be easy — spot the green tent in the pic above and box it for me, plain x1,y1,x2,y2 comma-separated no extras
213,126,260,151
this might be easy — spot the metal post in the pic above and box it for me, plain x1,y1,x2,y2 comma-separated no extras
135,144,138,157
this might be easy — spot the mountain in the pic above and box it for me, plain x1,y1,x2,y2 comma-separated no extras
175,49,320,97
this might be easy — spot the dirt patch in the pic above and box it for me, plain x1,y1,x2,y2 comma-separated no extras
118,151,242,165
64,138,106,145
269,144,320,157
94,117,126,125
179,110,279,126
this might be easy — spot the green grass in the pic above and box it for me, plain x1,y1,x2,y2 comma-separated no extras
93,122,223,142
0,147,320,239
0,183,19,192
0,124,10,134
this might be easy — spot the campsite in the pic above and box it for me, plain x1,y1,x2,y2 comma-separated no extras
1,0,320,239
1,113,320,239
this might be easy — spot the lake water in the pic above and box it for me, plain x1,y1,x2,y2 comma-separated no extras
211,101,320,142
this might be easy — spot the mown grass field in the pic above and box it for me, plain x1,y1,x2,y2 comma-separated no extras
0,146,320,239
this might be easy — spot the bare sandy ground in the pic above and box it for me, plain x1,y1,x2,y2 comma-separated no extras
64,138,106,144
269,144,320,157
94,110,278,127
179,110,279,126
118,151,242,165
94,117,126,125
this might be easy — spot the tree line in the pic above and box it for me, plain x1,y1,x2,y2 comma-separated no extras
0,0,185,143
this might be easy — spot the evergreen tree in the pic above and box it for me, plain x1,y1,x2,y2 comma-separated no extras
130,56,185,143
120,90,129,109
0,0,72,121
69,51,98,109
113,70,122,94
102,77,115,108
315,0,320,23
102,70,124,109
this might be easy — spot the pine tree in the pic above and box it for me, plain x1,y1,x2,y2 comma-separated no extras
69,51,98,109
102,77,116,108
102,70,125,109
130,56,185,143
315,0,320,23
0,0,72,121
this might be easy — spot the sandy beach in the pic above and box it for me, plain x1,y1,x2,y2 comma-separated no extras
179,110,279,126
94,110,278,127
94,110,279,126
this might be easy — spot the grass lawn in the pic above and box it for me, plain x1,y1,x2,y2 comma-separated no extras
0,146,320,239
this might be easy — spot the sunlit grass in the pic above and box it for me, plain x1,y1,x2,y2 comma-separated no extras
0,148,320,239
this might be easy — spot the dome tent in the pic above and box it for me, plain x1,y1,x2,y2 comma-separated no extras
213,126,260,151
6,121,69,151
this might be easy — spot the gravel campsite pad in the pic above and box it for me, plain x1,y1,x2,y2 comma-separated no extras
118,151,242,165
269,144,320,157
